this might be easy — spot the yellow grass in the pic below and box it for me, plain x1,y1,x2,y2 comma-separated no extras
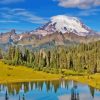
65,74,100,89
0,61,61,84
0,61,100,89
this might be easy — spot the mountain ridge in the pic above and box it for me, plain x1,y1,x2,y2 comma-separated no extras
0,15,100,50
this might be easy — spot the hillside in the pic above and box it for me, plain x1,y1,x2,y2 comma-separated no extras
0,61,61,83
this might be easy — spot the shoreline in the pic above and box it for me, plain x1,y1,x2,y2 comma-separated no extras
65,75,100,90
0,78,61,84
0,75,100,90
0,61,100,90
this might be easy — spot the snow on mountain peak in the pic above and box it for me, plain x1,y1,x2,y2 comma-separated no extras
51,15,79,23
50,15,89,36
34,15,95,37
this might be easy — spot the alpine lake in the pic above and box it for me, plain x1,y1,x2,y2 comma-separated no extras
0,80,100,100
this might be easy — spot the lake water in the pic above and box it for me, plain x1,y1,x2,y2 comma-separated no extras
0,80,100,100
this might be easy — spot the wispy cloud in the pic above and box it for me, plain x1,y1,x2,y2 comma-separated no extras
78,9,100,16
60,8,100,17
0,0,24,4
0,20,19,23
0,8,48,24
54,0,100,9
0,28,28,32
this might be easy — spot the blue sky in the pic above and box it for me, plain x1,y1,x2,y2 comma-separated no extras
0,0,100,33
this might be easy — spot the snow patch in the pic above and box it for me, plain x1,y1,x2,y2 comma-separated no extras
19,35,23,40
50,15,89,36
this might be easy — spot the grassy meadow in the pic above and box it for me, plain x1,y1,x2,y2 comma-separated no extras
0,61,61,83
0,60,100,90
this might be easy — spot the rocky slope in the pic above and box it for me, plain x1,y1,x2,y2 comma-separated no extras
0,15,100,49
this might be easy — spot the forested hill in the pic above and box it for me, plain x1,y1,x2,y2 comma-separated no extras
0,40,100,74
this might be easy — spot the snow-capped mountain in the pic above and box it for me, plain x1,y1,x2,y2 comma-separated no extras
33,15,95,36
0,15,100,50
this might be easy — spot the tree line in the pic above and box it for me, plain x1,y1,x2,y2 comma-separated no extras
0,40,100,74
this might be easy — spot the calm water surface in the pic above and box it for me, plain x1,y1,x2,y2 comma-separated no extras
0,80,100,100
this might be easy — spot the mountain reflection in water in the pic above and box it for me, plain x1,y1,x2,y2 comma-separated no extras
0,80,100,100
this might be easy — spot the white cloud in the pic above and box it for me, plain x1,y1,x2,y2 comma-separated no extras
15,9,48,24
0,20,19,23
58,8,100,17
54,0,100,9
0,0,24,4
78,9,100,16
0,8,48,24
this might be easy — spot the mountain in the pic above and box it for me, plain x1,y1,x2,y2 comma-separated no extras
0,29,16,44
31,15,96,37
0,15,100,50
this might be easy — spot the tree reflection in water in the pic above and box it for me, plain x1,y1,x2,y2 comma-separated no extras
22,94,25,100
0,80,98,100
19,95,20,100
71,85,79,100
5,90,9,100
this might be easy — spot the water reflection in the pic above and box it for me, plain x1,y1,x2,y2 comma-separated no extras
71,85,79,100
0,80,99,100
18,95,20,100
22,94,25,100
5,90,9,100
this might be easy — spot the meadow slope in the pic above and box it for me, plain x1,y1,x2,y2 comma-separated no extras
0,61,100,90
